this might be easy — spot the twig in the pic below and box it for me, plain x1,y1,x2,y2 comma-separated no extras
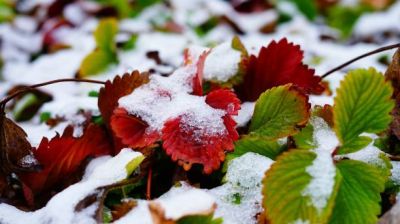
0,78,106,106
321,43,400,79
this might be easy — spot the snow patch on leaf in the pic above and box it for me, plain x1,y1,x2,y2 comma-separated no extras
302,117,338,212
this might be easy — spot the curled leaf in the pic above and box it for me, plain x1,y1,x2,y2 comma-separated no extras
111,107,159,149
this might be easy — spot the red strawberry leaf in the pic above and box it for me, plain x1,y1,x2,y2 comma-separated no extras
235,38,324,101
98,70,150,126
161,90,240,174
110,108,159,149
205,89,241,116
192,51,210,96
19,124,112,195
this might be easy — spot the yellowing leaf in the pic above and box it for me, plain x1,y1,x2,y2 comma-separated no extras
79,18,119,77
334,68,394,154
79,51,117,77
249,84,310,140
95,18,118,53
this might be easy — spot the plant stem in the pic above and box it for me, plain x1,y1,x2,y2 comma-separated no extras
321,43,400,79
146,167,152,200
0,78,106,107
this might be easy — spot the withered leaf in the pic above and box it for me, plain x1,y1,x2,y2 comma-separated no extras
0,112,39,174
385,48,400,139
111,200,137,221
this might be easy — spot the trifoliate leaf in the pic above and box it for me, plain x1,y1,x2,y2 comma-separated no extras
329,160,386,224
249,84,310,140
333,68,394,154
262,150,339,224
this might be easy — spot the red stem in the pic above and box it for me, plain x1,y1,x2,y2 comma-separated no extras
321,43,400,79
0,78,106,107
146,167,152,200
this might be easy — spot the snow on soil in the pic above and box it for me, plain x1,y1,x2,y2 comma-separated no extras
0,149,143,224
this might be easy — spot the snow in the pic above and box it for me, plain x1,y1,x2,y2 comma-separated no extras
337,140,388,171
302,118,338,212
354,1,400,36
203,39,242,82
152,189,216,220
118,63,227,137
391,162,400,186
0,149,144,224
292,219,310,224
234,102,255,127
209,152,274,224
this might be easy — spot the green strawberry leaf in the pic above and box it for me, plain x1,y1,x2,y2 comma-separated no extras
293,123,315,150
227,136,285,162
249,84,310,140
329,160,386,224
177,214,223,224
326,5,372,38
333,68,394,154
281,0,317,21
263,150,340,224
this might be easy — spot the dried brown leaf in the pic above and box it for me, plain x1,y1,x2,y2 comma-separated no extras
0,112,39,174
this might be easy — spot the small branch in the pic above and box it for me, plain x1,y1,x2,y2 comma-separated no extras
321,43,400,79
146,167,153,200
0,78,106,107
